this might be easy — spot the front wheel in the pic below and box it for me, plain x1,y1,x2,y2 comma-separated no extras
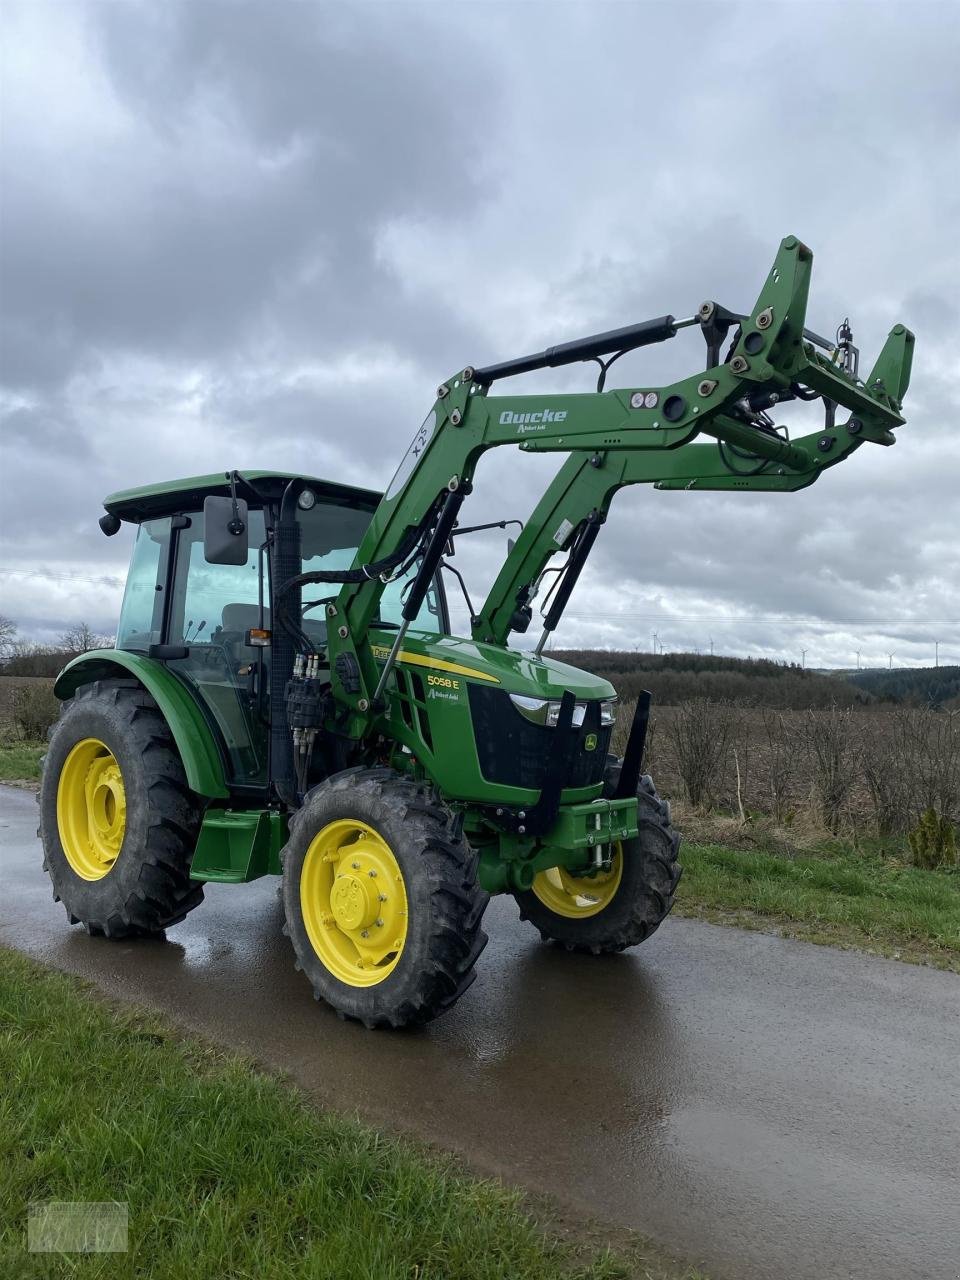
281,768,489,1028
513,771,681,953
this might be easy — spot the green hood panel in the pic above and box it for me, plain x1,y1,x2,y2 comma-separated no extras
375,631,615,701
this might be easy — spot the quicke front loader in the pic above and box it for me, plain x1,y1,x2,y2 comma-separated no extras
39,237,914,1027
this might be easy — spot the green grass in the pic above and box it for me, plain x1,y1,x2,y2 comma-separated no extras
677,842,960,971
0,949,702,1280
0,743,44,783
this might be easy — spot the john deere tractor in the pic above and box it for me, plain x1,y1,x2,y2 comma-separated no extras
39,237,913,1027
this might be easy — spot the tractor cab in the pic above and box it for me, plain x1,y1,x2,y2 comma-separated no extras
103,471,446,789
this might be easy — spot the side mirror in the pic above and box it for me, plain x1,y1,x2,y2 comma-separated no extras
203,495,249,565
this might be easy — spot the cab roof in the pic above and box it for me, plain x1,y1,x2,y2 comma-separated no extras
103,470,383,524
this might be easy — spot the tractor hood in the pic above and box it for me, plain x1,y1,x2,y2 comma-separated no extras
369,630,616,702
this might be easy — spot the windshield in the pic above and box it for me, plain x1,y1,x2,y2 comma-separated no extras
297,501,443,633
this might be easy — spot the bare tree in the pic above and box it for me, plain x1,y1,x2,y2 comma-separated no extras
802,705,860,835
858,708,911,837
761,709,796,826
0,614,17,658
59,622,110,656
666,698,738,809
897,706,960,827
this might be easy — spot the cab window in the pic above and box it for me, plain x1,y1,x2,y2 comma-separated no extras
297,501,443,634
116,518,169,651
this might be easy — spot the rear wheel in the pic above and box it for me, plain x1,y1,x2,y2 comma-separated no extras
281,768,488,1028
513,770,681,953
39,679,204,937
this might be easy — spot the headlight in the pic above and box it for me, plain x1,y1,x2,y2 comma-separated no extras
545,702,587,728
508,695,553,725
509,694,617,728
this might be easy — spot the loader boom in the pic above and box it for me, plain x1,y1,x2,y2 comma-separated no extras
474,320,914,648
320,235,913,728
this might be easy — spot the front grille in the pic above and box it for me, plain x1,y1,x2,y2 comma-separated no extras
468,686,610,791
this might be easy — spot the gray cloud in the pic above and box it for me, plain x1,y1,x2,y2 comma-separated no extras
1,0,958,670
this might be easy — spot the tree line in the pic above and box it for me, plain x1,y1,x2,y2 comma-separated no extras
0,616,113,677
553,649,870,710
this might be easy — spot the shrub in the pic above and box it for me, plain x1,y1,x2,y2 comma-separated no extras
907,808,959,870
665,698,738,809
12,683,60,741
802,705,860,835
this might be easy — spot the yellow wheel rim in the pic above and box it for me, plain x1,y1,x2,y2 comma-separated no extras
300,819,408,987
56,737,127,881
532,845,624,919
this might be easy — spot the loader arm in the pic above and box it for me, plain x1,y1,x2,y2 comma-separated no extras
474,320,915,648
318,235,912,733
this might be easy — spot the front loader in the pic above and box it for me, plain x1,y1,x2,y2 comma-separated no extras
38,236,914,1027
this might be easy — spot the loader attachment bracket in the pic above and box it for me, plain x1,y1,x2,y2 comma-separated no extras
613,690,652,801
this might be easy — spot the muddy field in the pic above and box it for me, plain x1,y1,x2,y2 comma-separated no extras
3,676,956,845
616,700,960,842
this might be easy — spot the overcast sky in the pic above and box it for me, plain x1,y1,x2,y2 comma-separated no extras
1,0,958,668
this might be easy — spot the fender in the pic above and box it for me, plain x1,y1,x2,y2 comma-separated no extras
54,650,229,799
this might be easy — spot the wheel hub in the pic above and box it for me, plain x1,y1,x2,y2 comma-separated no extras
56,738,127,882
531,844,624,918
329,872,377,932
300,820,408,988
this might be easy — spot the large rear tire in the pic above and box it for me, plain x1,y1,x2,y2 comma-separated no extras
39,679,204,937
513,769,681,954
281,767,488,1028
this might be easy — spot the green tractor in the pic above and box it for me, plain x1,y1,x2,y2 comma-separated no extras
39,237,913,1027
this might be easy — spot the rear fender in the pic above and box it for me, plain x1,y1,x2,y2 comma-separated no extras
54,650,229,799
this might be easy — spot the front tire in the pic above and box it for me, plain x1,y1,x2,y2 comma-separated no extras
513,770,681,953
39,679,204,937
281,768,488,1028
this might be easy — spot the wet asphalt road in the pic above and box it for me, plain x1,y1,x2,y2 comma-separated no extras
2,784,959,1280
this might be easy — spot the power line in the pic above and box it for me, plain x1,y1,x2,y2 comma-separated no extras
560,610,959,627
0,566,124,586
446,601,958,628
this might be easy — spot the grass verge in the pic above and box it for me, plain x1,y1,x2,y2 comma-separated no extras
0,743,44,784
0,948,703,1280
676,841,960,972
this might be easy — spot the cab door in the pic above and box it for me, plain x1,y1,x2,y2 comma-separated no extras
163,507,270,787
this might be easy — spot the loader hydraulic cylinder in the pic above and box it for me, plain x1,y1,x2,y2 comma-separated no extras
474,314,683,384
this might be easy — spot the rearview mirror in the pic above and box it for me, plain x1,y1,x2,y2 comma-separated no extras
203,495,249,565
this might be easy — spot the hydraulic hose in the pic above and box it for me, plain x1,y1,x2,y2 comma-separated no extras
271,481,303,805
276,503,437,597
